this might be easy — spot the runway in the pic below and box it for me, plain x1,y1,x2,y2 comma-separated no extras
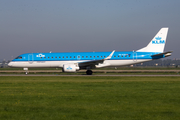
1,70,180,73
0,74,180,77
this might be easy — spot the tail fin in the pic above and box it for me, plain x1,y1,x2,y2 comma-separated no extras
137,28,169,53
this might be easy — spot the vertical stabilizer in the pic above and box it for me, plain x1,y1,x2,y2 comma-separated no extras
137,28,169,53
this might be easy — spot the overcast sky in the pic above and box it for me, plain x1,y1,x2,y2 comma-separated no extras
1,0,180,60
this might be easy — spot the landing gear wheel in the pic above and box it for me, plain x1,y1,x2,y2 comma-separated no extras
86,70,93,75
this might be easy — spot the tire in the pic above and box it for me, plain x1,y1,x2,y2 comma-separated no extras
86,70,93,75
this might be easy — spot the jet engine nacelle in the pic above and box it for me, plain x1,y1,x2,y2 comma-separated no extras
62,64,80,72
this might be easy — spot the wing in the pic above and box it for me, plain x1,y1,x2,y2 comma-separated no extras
78,50,115,69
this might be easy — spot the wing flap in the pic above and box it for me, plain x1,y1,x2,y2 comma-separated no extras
78,59,104,66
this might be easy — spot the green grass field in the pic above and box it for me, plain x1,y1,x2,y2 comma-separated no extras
0,76,180,120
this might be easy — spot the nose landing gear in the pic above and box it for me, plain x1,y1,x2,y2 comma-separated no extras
23,68,28,75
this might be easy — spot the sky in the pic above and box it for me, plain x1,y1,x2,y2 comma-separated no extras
1,0,180,61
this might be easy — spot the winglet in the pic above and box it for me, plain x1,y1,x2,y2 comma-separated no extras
105,50,115,60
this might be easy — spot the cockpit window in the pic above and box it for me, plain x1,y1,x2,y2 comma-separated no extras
15,56,22,59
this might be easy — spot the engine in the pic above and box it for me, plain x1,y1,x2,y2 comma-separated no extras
62,64,80,72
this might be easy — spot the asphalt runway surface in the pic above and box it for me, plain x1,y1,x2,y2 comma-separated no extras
1,70,180,77
0,74,180,76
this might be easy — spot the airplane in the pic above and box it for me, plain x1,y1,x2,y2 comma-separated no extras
8,28,172,75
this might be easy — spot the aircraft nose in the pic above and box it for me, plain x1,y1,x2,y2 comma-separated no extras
8,62,13,67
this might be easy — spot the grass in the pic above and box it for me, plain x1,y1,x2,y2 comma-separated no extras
0,76,180,120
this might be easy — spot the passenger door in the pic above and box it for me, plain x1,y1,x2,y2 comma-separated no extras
28,54,33,64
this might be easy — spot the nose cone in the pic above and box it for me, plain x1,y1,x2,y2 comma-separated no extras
8,62,13,67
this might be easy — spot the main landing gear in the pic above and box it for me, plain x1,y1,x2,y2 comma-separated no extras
86,70,93,75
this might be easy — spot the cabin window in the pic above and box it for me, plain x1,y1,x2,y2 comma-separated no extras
63,57,64,58
129,54,131,57
82,56,84,58
48,57,50,59
114,56,116,57
66,56,68,58
70,56,72,58
121,55,123,57
44,57,46,59
52,57,53,58
74,56,75,58
94,56,95,58
90,56,92,58
86,56,88,58
55,57,57,58
59,57,61,58
118,56,120,57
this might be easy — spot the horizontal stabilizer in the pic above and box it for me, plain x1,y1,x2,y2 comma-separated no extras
151,51,172,57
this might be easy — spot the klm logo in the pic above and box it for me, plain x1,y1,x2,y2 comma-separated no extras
36,54,45,57
67,66,72,70
152,37,165,44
